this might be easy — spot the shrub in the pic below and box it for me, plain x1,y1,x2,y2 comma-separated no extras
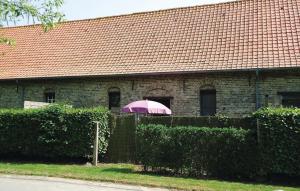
136,124,258,179
140,116,254,129
253,107,300,176
0,105,110,161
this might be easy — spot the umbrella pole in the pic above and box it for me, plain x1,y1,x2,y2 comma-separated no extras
134,113,139,164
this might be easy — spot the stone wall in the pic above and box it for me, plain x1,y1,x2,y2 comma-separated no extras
0,71,299,117
259,73,300,108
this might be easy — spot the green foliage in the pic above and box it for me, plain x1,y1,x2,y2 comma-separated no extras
0,0,64,45
140,116,253,129
0,0,64,27
136,124,258,179
253,107,300,176
0,36,15,45
137,108,300,179
107,115,136,163
0,105,110,161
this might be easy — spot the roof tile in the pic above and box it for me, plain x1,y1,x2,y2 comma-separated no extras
0,0,300,80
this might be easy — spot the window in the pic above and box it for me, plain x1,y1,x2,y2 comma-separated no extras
108,90,120,109
143,97,171,109
278,92,300,108
45,92,55,103
200,90,216,116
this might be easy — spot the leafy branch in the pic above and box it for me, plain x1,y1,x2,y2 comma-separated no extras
0,0,64,45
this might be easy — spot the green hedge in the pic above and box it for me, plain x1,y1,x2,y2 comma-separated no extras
107,115,136,162
140,116,253,129
136,108,300,179
136,124,258,179
0,105,110,161
254,108,300,176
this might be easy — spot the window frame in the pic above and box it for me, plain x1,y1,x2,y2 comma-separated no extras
45,92,55,103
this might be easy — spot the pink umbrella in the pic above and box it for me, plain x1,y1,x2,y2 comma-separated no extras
122,100,172,115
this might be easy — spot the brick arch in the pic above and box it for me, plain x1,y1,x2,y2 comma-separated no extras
145,88,171,97
200,84,215,90
108,87,120,93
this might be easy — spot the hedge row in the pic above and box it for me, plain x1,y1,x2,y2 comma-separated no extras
136,124,258,179
0,105,110,161
254,108,300,177
107,115,136,162
136,108,300,179
140,116,254,129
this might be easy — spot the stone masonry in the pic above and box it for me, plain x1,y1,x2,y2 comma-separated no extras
0,71,300,117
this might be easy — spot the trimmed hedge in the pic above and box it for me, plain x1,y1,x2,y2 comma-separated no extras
107,115,136,162
0,105,110,161
136,124,258,179
254,107,300,177
140,116,254,129
136,108,300,179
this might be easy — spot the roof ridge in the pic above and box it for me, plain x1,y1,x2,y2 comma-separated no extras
0,0,244,30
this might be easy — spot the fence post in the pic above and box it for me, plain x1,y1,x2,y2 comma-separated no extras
93,121,100,166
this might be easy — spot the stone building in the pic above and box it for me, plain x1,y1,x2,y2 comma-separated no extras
0,0,300,117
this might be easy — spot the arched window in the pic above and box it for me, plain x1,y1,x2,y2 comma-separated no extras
108,87,120,110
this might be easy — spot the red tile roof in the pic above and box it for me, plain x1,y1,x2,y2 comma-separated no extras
0,0,300,80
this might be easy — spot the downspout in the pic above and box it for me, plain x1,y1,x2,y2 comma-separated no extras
21,86,25,108
16,80,25,108
255,69,261,110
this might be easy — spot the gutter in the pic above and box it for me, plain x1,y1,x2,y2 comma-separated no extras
15,80,25,107
0,66,299,82
255,69,261,110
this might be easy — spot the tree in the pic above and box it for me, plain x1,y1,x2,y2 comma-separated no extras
0,0,64,45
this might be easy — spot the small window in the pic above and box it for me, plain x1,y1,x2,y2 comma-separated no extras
143,97,171,109
109,92,120,109
45,92,55,103
200,90,216,116
278,92,300,108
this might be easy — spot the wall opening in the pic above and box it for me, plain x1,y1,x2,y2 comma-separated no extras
44,91,55,103
108,87,121,112
278,92,300,108
200,89,216,116
143,96,172,109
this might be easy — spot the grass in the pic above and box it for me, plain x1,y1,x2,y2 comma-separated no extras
0,162,299,191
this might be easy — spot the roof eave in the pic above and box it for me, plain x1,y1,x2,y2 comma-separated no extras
0,67,299,82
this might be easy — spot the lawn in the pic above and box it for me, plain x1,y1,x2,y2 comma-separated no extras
0,162,298,191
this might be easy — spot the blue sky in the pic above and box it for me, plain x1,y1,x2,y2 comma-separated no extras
62,0,234,21
8,0,234,26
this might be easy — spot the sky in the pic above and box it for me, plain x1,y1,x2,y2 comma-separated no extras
61,0,234,21
8,0,235,26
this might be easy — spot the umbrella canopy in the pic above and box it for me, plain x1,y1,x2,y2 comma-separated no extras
121,100,172,115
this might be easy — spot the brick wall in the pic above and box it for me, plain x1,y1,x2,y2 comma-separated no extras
0,71,299,117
